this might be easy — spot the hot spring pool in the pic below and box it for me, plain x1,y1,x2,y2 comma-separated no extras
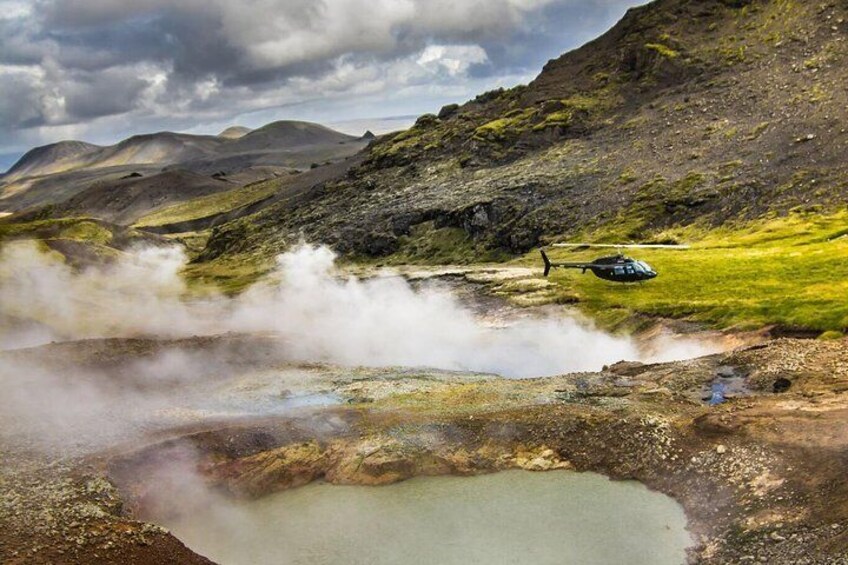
160,470,692,565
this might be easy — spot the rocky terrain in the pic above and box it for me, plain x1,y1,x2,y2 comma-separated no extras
1,333,847,564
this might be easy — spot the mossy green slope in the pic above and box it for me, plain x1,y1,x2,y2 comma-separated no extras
527,210,848,333
134,179,280,228
0,217,160,265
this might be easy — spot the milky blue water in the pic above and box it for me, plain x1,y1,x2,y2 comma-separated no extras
163,470,692,565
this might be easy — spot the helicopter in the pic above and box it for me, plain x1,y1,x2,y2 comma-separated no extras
540,243,690,283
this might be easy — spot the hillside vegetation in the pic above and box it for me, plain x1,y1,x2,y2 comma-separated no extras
134,179,281,229
178,0,848,332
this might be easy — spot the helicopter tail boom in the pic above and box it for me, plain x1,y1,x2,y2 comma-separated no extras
540,250,595,276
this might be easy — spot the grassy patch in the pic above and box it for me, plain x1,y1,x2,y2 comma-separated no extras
0,217,112,245
746,122,770,140
135,179,280,228
473,109,537,142
520,210,848,332
182,251,276,295
645,43,680,58
0,217,147,265
534,92,620,132
59,221,113,244
162,230,212,258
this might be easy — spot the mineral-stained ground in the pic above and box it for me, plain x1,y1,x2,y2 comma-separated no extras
1,333,847,564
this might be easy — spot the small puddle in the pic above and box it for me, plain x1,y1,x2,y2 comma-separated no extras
212,391,342,416
159,471,692,565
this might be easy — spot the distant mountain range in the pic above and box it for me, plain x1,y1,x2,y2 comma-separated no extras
0,121,370,222
3,121,362,183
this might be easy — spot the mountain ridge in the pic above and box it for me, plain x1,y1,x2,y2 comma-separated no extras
218,126,252,139
3,141,104,181
0,120,369,215
2,121,361,185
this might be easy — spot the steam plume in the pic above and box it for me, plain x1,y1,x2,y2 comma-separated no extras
0,241,716,377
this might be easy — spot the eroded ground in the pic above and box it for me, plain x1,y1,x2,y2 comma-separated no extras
1,333,847,564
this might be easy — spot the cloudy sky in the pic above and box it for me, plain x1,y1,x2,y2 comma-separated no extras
0,0,644,170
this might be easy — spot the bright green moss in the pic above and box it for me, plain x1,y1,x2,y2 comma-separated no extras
58,221,113,244
135,179,280,228
818,331,844,340
645,43,680,58
473,109,537,142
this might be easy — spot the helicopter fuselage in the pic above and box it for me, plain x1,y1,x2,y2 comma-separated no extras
586,255,658,282
541,250,658,283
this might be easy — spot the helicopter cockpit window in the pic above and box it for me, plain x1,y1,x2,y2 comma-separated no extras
636,261,654,273
625,265,634,274
614,266,625,275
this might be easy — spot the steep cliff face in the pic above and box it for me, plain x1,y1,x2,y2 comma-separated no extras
200,0,848,262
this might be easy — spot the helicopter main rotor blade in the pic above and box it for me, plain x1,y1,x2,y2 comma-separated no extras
549,243,691,250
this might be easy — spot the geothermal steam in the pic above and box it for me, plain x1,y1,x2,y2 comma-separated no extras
0,241,713,376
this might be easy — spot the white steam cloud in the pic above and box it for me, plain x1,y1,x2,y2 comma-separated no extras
0,241,716,377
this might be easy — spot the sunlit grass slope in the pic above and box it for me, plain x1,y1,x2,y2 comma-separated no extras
529,210,848,334
134,179,279,228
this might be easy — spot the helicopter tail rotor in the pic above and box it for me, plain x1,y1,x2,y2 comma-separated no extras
540,249,552,277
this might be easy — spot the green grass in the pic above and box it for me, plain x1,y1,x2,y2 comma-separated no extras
59,220,113,244
0,217,139,264
134,179,280,228
162,230,212,257
645,43,680,58
6,205,846,336
473,109,537,142
522,210,848,333
0,217,112,244
182,251,277,295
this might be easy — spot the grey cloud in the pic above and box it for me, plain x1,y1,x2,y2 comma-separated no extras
36,0,172,28
63,67,151,119
26,0,641,81
0,70,46,129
